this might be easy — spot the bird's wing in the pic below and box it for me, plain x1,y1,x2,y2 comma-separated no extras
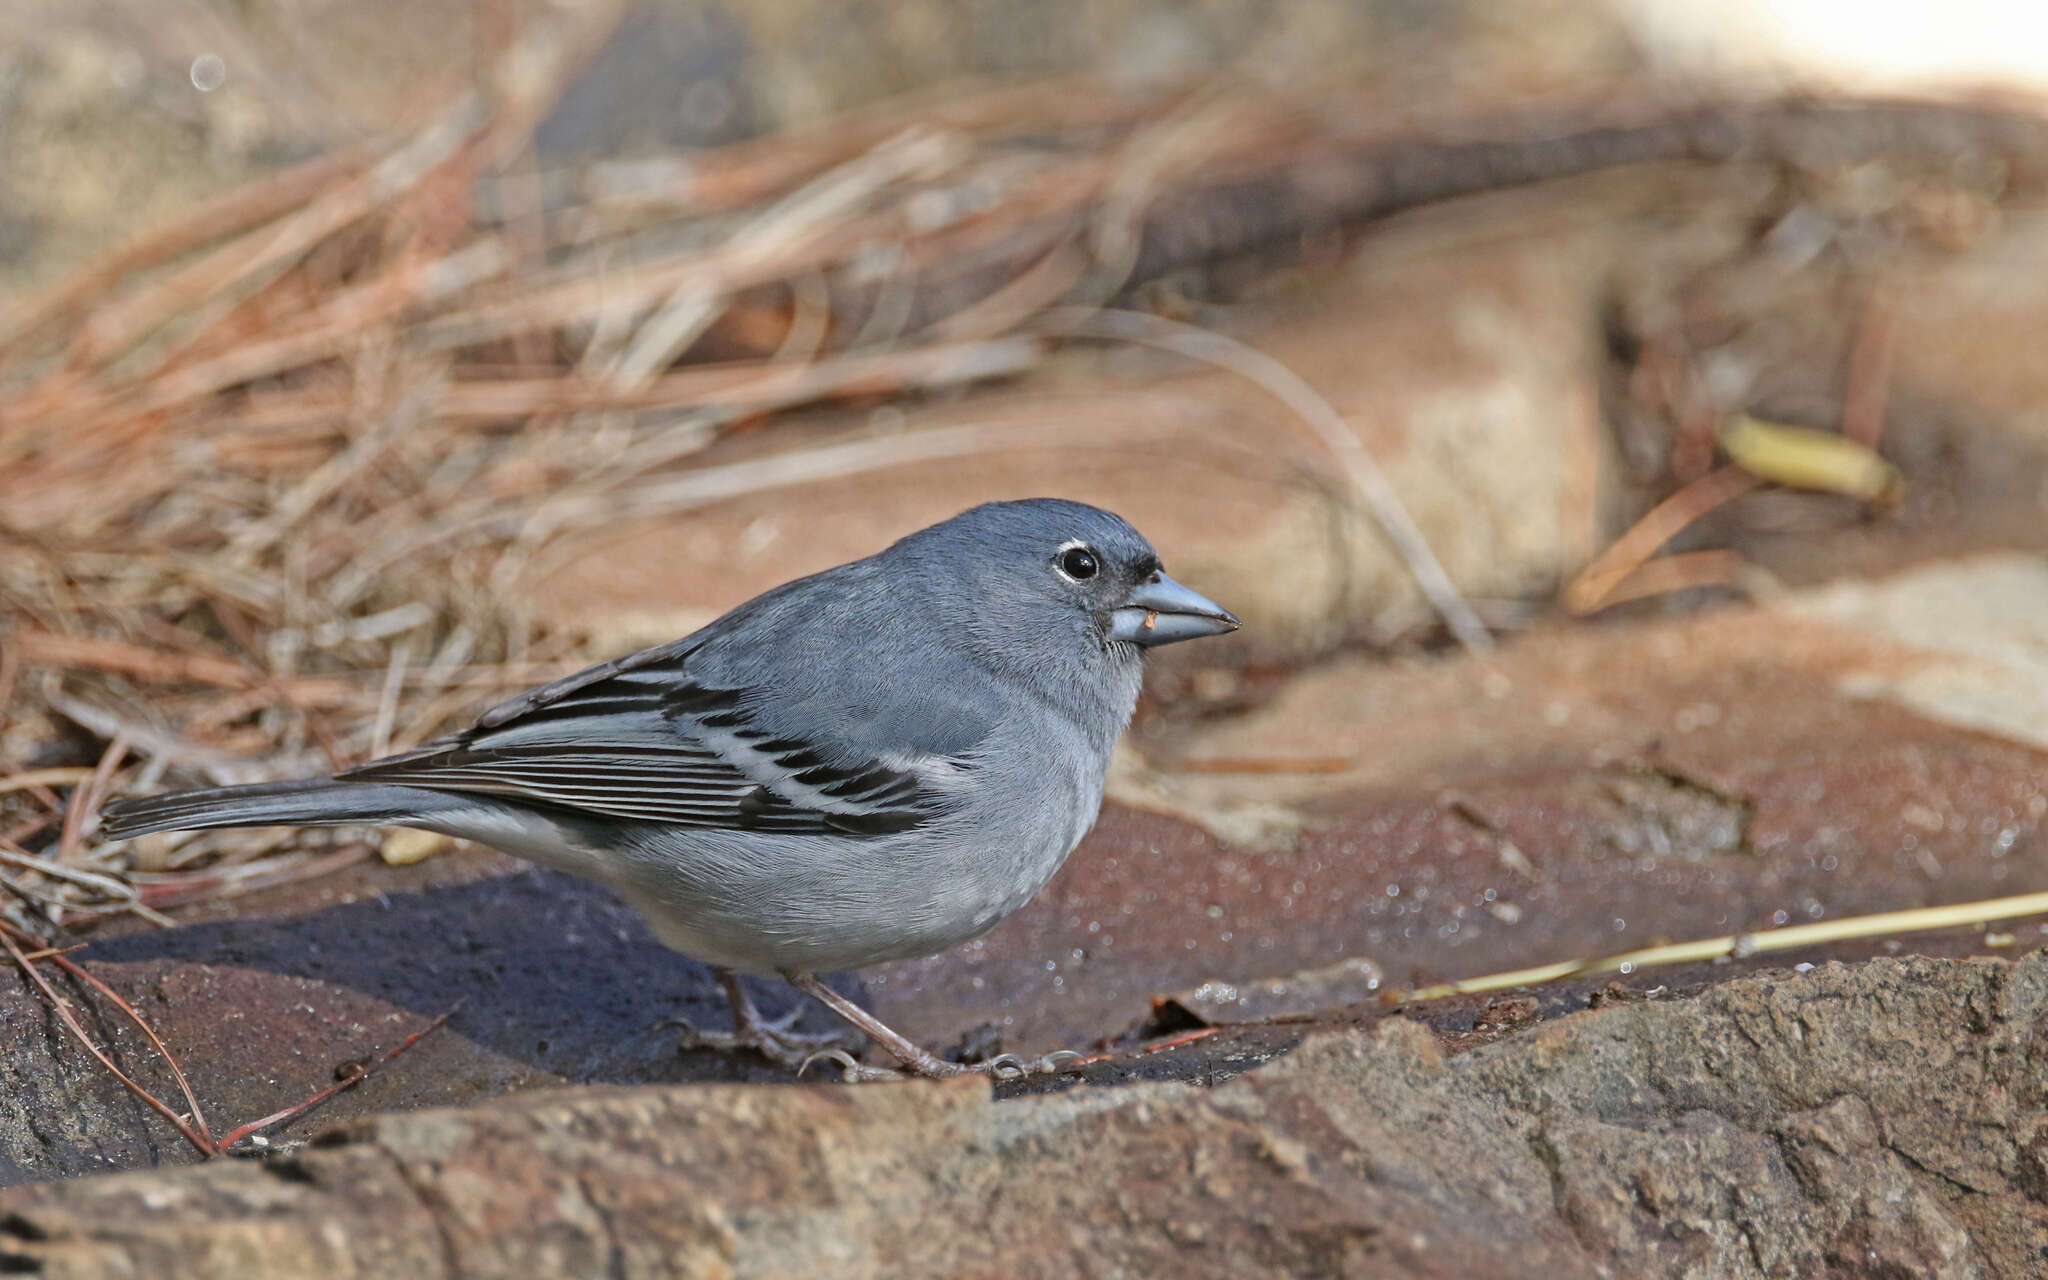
341,590,995,836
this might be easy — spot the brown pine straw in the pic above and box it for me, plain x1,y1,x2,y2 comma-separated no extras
1563,466,1761,614
1841,281,1900,451
0,144,376,361
1567,266,1906,617
1572,548,1753,612
0,924,211,1152
0,918,448,1157
57,735,129,868
0,769,95,796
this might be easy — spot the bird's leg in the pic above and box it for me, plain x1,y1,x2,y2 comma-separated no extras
672,968,860,1071
783,971,1084,1081
783,971,964,1076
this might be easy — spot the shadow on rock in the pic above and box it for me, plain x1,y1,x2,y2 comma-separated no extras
81,869,859,1089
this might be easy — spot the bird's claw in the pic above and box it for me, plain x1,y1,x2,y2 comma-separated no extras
662,1014,717,1051
973,1048,1086,1080
666,1008,1087,1084
797,1047,900,1082
666,1010,859,1069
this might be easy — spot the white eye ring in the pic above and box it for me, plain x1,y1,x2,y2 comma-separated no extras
1054,539,1100,582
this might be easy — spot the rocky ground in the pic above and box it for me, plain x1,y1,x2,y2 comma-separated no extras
9,952,2048,1278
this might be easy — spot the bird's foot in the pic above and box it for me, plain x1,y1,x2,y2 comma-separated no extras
778,970,1091,1082
780,1046,1090,1083
672,969,876,1077
974,1048,1089,1080
870,1047,1090,1082
670,1006,866,1077
677,1018,1088,1083
791,1047,908,1083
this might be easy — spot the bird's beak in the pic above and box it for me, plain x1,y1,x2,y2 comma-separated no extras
1109,573,1241,647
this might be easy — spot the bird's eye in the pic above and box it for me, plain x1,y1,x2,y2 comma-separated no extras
1058,546,1100,581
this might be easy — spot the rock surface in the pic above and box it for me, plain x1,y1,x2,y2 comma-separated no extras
6,953,2048,1278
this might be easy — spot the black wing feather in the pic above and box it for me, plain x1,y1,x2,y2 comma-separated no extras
341,647,936,835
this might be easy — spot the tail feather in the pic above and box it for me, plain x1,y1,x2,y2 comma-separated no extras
98,778,462,840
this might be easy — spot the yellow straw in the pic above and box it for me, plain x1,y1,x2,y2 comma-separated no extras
1394,890,2048,1004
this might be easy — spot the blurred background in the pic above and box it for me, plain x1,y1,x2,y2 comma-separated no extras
7,0,2048,1242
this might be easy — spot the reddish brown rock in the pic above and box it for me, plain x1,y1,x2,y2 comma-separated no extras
8,954,2048,1277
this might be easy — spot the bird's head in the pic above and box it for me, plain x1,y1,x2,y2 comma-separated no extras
888,499,1240,656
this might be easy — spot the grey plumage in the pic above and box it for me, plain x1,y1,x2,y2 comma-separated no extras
100,499,1239,1076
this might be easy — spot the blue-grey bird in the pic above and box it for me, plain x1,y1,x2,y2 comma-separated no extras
98,499,1239,1078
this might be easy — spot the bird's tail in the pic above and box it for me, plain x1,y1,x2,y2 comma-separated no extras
98,778,462,840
